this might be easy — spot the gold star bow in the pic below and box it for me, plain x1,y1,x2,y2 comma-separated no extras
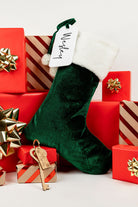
107,78,121,93
0,106,26,158
0,48,18,72
128,158,138,177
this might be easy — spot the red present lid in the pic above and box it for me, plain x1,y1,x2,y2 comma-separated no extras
18,145,57,165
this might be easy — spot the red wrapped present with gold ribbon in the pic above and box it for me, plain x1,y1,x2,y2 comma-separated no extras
17,162,57,183
18,145,57,165
0,92,48,172
0,92,48,125
0,92,48,145
119,101,138,146
0,166,6,186
0,28,26,93
112,145,138,184
102,71,131,101
25,36,54,91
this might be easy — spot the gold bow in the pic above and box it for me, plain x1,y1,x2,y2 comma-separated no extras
107,78,121,93
0,48,18,72
0,106,26,158
128,158,138,177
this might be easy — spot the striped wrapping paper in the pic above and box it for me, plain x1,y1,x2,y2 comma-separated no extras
119,100,138,146
17,162,57,183
26,36,54,91
0,166,6,186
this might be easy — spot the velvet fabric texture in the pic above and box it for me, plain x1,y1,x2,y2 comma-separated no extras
24,64,112,174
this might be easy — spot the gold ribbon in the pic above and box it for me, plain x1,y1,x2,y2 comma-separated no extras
128,158,138,177
107,78,121,93
0,106,26,158
0,48,18,72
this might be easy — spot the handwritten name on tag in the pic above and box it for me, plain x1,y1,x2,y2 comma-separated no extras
49,25,78,67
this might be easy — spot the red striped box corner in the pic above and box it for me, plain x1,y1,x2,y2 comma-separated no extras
25,36,54,91
119,100,138,146
16,162,57,183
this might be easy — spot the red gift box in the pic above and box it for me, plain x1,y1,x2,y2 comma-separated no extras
0,92,48,172
18,145,57,165
102,71,131,101
119,101,138,146
0,28,26,93
0,149,19,172
25,36,53,91
86,101,119,149
112,145,138,184
0,91,48,124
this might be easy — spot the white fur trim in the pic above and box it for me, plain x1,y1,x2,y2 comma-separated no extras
73,32,119,80
49,67,58,77
41,54,58,77
41,54,51,65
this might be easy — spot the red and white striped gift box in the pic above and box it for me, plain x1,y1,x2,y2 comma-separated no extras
17,162,57,183
25,36,54,91
119,100,138,146
0,166,6,186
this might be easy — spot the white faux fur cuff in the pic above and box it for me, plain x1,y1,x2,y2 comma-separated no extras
73,32,119,80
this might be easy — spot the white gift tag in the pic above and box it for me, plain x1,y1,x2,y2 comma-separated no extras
49,24,78,67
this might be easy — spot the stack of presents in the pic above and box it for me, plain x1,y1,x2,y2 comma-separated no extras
0,28,137,186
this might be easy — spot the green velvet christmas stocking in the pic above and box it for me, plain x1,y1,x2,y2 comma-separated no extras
24,19,118,174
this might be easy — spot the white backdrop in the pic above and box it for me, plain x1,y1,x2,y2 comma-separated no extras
0,0,138,100
0,2,138,206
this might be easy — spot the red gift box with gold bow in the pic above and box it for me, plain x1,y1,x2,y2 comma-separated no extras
17,145,57,184
102,71,131,101
0,92,48,172
0,28,26,93
112,145,138,184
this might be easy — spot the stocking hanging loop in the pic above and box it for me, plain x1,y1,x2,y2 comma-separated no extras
33,139,40,149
